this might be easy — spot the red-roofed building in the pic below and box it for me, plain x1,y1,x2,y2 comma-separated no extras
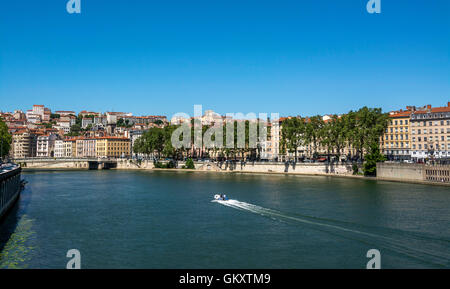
381,109,412,160
410,102,450,160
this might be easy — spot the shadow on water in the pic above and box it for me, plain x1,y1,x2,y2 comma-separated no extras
0,178,35,268
0,197,22,252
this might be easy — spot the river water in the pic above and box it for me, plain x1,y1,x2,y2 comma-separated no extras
0,170,449,268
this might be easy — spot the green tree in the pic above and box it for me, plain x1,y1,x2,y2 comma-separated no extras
351,107,389,160
304,115,324,157
0,118,12,159
363,142,386,176
185,158,195,169
281,117,305,161
67,124,82,136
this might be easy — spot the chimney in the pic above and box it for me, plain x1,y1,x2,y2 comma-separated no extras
427,104,431,110
448,101,450,107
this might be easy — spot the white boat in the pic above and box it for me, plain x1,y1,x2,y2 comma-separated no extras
214,194,229,201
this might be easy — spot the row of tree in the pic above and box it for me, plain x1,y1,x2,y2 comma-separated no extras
132,121,265,161
280,107,389,175
280,107,389,161
132,107,389,167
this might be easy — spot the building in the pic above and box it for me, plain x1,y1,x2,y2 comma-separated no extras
26,105,51,124
54,140,66,158
410,102,450,160
381,110,412,161
96,137,131,158
54,139,78,158
36,134,58,157
11,130,37,159
54,110,76,117
260,118,281,161
74,138,97,158
55,120,71,134
81,118,93,129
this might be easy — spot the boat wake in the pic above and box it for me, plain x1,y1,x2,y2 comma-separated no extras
213,199,450,268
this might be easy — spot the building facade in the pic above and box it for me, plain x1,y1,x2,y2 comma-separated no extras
11,130,37,158
96,137,131,158
36,134,58,157
381,111,411,161
410,103,450,160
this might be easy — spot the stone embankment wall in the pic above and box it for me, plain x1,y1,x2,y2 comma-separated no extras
216,162,354,175
377,162,450,184
18,160,90,169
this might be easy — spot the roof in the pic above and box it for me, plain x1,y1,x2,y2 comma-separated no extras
389,111,411,118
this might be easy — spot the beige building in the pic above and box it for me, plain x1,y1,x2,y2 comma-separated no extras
410,102,450,160
11,130,37,159
381,111,411,160
96,137,131,158
75,138,97,158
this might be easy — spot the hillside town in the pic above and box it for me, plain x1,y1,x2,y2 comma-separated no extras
1,102,450,163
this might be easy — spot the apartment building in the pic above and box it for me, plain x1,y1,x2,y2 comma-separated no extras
381,111,411,160
96,137,131,158
410,102,450,160
54,140,66,158
75,138,97,158
11,130,37,158
36,134,58,157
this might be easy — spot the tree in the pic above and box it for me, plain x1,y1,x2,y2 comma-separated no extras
351,107,389,160
363,142,386,176
67,124,82,136
185,158,195,169
0,118,12,160
281,117,305,161
320,115,346,161
304,115,324,157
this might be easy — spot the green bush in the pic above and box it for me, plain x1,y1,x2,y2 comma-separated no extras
154,161,175,169
352,163,359,175
185,158,195,169
363,142,386,176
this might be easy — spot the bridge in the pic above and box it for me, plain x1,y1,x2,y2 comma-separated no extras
13,158,118,170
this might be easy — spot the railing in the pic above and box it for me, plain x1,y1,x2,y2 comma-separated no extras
12,157,119,162
424,165,450,183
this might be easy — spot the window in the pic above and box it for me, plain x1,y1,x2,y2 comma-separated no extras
405,120,408,125
400,120,403,125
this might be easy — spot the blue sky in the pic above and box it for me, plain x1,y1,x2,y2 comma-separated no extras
0,0,449,118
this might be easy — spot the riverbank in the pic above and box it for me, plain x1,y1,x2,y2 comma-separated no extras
21,165,450,187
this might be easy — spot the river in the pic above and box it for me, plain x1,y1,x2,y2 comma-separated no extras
0,170,449,268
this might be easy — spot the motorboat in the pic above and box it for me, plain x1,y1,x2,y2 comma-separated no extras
213,194,229,201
